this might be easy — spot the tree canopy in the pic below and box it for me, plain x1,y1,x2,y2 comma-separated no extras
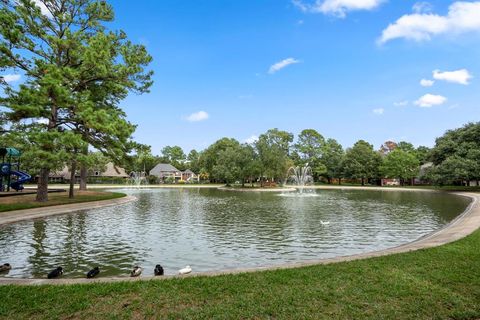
0,0,153,200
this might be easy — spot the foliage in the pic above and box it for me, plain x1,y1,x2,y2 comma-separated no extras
161,145,186,169
199,137,240,181
380,149,420,184
255,128,293,182
0,0,153,200
428,122,480,185
342,140,381,185
293,129,326,178
322,138,344,183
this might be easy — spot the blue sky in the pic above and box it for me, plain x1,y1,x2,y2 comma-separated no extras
6,0,480,154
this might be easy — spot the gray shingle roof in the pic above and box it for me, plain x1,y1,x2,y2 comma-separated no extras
150,163,179,176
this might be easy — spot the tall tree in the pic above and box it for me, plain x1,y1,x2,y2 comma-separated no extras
293,129,326,180
379,140,397,155
0,0,152,201
428,123,480,185
255,128,293,185
322,138,344,184
199,138,240,182
380,149,420,185
161,145,186,167
342,140,381,185
187,149,201,173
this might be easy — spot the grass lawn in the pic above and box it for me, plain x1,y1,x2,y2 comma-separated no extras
0,190,126,212
0,228,479,319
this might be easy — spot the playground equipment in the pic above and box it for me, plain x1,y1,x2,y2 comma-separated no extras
0,147,32,192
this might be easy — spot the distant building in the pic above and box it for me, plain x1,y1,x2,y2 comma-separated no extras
47,162,129,182
381,178,400,186
150,163,199,183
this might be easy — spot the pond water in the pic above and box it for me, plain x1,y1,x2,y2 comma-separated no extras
0,188,470,278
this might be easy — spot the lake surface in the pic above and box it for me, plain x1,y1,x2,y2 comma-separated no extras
0,188,470,278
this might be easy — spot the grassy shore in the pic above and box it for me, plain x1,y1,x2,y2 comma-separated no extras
0,228,479,319
0,190,126,212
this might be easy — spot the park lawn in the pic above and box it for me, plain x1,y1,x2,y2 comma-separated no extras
0,229,479,319
0,190,126,212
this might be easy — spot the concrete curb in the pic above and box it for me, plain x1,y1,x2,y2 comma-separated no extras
0,195,137,226
0,191,478,286
217,186,297,192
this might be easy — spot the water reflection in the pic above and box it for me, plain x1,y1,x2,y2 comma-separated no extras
0,189,470,278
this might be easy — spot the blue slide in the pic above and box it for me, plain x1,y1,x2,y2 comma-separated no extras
10,170,31,191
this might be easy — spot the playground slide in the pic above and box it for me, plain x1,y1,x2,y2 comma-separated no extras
10,170,31,191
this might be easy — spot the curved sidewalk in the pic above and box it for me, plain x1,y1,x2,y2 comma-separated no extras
0,191,478,286
0,195,136,226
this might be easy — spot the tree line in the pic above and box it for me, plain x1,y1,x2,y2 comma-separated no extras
137,123,479,188
1,1,478,202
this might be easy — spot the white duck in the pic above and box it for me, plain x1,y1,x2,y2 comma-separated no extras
130,266,142,277
320,220,330,225
178,265,192,275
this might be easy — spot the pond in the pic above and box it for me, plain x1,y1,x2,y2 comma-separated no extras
0,188,470,278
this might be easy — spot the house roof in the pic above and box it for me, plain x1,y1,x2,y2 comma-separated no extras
101,163,129,178
150,163,179,176
48,162,129,179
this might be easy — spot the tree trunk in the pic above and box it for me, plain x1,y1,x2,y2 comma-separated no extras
69,161,77,199
361,178,365,186
79,143,88,190
79,164,87,191
327,177,331,184
242,179,245,188
36,168,50,202
338,178,341,185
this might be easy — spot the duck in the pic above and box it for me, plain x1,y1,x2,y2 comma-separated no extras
47,267,63,279
320,220,330,225
130,266,142,277
154,264,164,276
178,265,192,275
0,263,11,272
86,267,100,279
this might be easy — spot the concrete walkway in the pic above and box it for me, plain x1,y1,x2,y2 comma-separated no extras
0,195,136,225
0,191,478,286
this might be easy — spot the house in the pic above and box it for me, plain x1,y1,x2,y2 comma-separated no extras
91,162,129,179
381,178,400,186
182,169,199,182
149,163,199,183
47,162,129,182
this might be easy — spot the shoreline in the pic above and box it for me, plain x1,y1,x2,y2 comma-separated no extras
0,195,136,226
0,189,478,285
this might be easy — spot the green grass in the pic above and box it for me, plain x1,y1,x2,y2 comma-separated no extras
0,191,126,212
1,228,479,319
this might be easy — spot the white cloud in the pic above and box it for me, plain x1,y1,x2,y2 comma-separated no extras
268,58,300,74
414,94,447,107
185,111,209,122
34,118,49,125
394,100,409,107
372,108,384,115
412,2,433,14
1,74,21,83
420,79,434,87
293,0,384,18
379,1,480,44
433,69,472,85
244,135,259,144
32,0,53,18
